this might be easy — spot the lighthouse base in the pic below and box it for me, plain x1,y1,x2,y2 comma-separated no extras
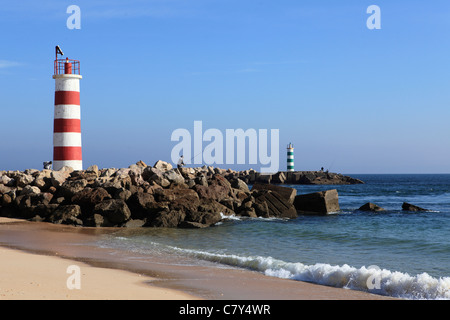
53,160,83,171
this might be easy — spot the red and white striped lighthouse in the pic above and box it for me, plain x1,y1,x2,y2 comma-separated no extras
52,46,83,171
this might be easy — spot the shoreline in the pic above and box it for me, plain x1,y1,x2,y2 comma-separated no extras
0,218,394,300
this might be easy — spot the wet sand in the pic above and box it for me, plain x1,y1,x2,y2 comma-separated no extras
0,218,394,300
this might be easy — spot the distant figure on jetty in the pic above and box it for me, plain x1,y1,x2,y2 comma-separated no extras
177,156,185,169
43,161,52,170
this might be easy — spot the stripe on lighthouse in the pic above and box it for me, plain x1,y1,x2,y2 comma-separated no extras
54,119,81,133
54,105,81,119
53,147,83,160
55,91,80,105
55,78,80,91
53,132,82,147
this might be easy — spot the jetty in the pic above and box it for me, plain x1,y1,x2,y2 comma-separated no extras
231,170,364,185
0,161,364,229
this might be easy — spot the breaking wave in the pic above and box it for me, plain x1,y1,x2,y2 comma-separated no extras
169,247,450,300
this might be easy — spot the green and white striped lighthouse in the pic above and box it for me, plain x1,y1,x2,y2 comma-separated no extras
287,143,294,172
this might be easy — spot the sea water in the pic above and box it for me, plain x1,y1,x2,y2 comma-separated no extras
95,174,450,300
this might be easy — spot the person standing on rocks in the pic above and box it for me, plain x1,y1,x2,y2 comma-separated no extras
43,161,52,170
177,155,185,169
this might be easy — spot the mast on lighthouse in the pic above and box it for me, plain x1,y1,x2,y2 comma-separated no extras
52,46,83,171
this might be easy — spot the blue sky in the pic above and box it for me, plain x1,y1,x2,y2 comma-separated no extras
1,0,450,173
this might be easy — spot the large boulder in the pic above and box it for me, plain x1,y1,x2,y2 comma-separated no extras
296,172,317,184
294,189,340,215
194,174,208,187
126,192,161,220
115,168,131,179
100,168,116,178
163,169,185,186
87,164,100,175
252,200,269,217
178,167,196,180
0,184,12,195
271,172,286,184
147,210,185,228
255,174,271,184
184,199,226,226
402,202,428,212
13,194,37,218
192,174,232,202
144,188,202,227
101,175,132,194
144,167,170,187
230,178,250,193
359,202,385,212
153,160,173,172
32,203,59,221
251,183,297,204
33,170,52,190
49,204,83,226
20,185,41,196
0,174,14,187
16,173,34,188
59,179,88,199
71,169,98,182
192,184,225,202
50,170,71,188
251,189,298,218
163,188,200,213
93,199,131,226
1,193,12,206
128,168,144,186
71,187,111,212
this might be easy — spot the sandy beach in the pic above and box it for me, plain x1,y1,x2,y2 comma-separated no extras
0,217,393,300
0,246,197,300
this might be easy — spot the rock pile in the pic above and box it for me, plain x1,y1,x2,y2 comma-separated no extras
1,161,313,228
234,170,364,185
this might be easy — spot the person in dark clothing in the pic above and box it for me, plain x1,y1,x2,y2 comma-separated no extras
177,156,185,169
43,161,52,170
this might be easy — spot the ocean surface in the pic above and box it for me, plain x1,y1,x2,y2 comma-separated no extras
94,174,450,300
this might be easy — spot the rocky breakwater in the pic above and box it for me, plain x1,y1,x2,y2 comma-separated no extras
233,170,364,185
0,161,309,228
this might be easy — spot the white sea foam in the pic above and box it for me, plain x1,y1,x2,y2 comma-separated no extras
168,246,450,300
220,212,242,221
219,212,288,222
